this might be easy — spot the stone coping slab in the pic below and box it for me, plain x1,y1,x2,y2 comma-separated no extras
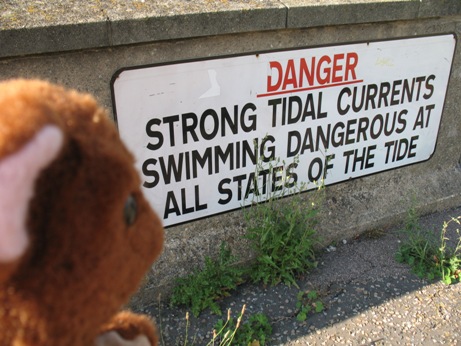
1,0,460,58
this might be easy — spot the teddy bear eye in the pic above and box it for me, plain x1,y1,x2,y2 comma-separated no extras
124,194,138,226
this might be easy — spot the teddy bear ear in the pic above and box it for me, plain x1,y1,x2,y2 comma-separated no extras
0,125,63,263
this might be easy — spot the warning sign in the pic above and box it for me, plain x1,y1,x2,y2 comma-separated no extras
112,34,455,227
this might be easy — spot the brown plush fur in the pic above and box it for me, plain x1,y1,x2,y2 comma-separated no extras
0,80,163,345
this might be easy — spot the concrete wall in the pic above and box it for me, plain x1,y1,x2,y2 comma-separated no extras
2,0,461,305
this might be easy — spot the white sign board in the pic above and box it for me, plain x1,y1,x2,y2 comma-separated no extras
112,34,455,227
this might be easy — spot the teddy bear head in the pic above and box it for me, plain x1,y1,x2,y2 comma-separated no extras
0,79,163,345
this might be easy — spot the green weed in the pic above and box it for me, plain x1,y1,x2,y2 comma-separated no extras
211,306,272,346
244,186,322,287
295,290,324,322
170,243,245,317
242,151,324,287
396,206,461,284
437,216,461,284
395,205,438,279
169,150,325,340
245,198,318,287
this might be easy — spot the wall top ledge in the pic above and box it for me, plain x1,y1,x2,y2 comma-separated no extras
1,0,460,59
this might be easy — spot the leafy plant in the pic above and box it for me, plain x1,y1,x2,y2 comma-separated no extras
396,206,461,284
212,306,272,346
437,216,461,284
170,243,245,317
245,197,318,287
395,205,439,279
295,290,324,322
244,155,323,287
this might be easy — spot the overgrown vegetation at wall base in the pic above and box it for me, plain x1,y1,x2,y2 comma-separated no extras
170,182,323,317
170,243,245,317
396,207,438,280
244,190,321,287
169,167,324,344
396,208,461,284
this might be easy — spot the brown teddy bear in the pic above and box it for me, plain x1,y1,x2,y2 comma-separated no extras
0,79,164,345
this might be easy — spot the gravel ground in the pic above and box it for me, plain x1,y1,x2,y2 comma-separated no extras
144,206,461,345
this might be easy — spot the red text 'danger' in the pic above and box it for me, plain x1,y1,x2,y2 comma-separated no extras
261,52,360,97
